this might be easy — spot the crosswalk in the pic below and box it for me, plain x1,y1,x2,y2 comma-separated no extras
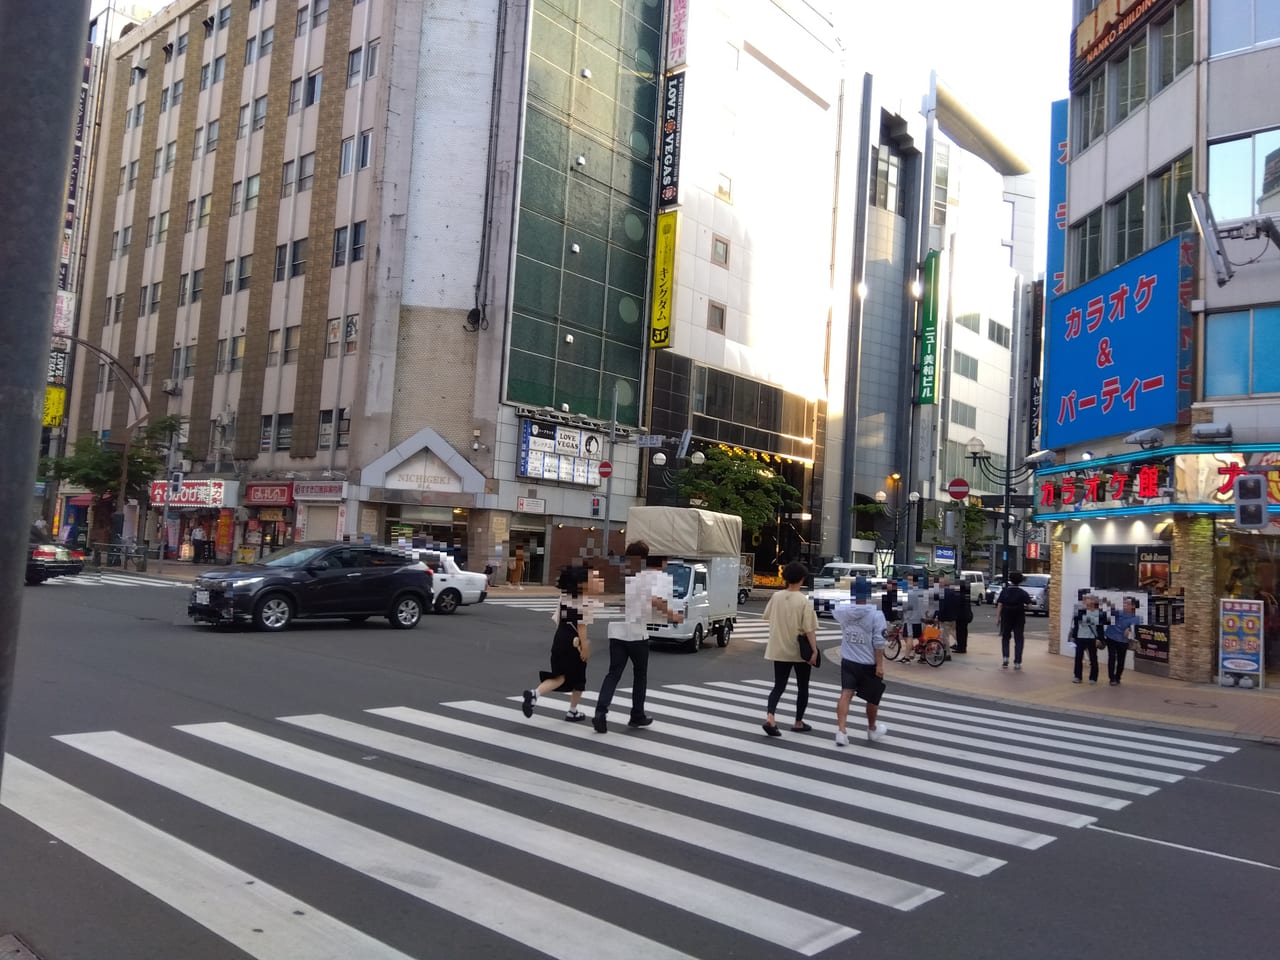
40,571,188,589
1,680,1237,959
482,595,624,619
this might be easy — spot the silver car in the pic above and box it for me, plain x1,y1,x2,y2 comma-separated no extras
1020,573,1050,616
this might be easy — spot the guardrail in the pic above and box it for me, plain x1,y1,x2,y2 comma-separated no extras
89,542,148,572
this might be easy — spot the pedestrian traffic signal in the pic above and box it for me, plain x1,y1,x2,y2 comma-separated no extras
591,497,600,517
169,470,184,496
1234,473,1269,529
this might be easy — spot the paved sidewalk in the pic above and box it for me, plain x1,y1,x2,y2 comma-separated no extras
873,629,1280,744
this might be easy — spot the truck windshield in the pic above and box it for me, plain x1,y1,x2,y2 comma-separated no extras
668,563,691,599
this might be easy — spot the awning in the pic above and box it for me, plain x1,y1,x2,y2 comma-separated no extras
68,494,95,506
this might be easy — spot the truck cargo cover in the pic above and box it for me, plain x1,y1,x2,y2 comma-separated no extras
626,507,742,557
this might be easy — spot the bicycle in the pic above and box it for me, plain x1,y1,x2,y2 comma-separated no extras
885,618,945,667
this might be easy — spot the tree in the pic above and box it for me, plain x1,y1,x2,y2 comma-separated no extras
44,415,184,537
673,445,801,536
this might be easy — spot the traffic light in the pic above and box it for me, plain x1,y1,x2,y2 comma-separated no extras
1234,473,1269,529
169,470,184,496
591,497,601,517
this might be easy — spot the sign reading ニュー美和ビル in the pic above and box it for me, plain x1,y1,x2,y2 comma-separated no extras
1043,235,1194,449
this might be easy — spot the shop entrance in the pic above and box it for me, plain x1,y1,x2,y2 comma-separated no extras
508,528,546,585
1218,532,1280,682
385,505,470,565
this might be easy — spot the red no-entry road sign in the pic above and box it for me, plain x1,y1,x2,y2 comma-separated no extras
598,461,613,478
946,477,970,500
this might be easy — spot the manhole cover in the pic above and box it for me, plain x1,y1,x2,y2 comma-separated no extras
0,935,44,960
1163,699,1218,709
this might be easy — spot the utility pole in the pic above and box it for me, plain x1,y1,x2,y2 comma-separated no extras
600,380,619,560
0,0,93,788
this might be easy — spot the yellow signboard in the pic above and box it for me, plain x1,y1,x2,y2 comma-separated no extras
649,210,678,349
42,386,66,427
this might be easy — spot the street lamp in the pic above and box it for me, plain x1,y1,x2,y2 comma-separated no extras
874,480,920,565
965,436,1036,580
650,449,705,505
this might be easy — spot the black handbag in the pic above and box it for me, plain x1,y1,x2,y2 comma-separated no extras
797,633,820,667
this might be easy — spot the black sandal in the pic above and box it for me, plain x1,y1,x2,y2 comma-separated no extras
761,722,782,737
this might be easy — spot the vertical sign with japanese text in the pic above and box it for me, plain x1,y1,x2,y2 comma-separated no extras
649,210,678,349
1219,598,1265,689
667,0,689,69
916,250,940,404
658,72,685,208
1046,99,1068,302
1044,235,1189,448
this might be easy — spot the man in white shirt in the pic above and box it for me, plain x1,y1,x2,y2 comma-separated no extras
593,540,682,734
190,523,206,562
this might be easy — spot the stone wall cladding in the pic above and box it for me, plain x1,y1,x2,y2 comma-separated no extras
1169,515,1216,683
390,305,479,454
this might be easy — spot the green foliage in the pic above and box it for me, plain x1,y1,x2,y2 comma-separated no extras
963,501,987,545
44,415,184,511
673,446,801,536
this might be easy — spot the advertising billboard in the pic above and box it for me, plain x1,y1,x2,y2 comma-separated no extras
649,210,677,349
517,418,604,486
916,250,940,404
1046,100,1068,300
1043,235,1192,448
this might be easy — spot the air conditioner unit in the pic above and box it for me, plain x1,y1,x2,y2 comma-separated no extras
161,378,182,395
215,411,236,427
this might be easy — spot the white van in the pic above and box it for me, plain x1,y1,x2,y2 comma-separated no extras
959,570,987,605
813,562,876,590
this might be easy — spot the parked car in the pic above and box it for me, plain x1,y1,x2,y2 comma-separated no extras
411,549,488,614
188,542,433,631
27,525,84,585
1020,573,1051,616
959,570,987,605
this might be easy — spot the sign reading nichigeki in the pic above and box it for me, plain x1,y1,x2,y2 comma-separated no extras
1043,235,1194,449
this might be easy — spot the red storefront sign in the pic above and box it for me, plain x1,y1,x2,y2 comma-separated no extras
1038,464,1166,506
244,482,294,506
149,479,229,507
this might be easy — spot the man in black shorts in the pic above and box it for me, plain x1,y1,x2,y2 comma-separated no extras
832,578,889,745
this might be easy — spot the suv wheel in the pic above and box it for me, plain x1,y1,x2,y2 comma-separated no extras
253,592,294,632
390,593,424,629
434,588,461,615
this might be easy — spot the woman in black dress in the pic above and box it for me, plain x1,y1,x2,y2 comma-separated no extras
522,563,602,721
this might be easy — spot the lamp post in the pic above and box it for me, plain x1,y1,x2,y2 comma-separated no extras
651,448,705,506
874,477,920,566
965,436,1035,581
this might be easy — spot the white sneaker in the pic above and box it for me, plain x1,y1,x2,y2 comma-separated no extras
834,730,848,747
867,722,889,742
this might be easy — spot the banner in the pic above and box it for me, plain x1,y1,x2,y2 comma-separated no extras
1219,598,1265,689
658,72,685,208
916,250,940,404
649,210,677,349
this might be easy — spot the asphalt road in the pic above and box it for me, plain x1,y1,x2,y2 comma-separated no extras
1,578,1275,960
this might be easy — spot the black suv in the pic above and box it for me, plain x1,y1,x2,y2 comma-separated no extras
188,542,433,631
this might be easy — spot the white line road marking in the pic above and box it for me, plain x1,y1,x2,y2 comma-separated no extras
0,756,416,960
1086,825,1280,872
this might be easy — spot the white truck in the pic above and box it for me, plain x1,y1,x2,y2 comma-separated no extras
626,506,742,653
410,549,489,614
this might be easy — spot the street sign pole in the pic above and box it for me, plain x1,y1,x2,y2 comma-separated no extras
0,0,93,789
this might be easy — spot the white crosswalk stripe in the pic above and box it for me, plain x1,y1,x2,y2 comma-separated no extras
482,596,624,619
42,572,188,589
1,681,1237,959
727,614,844,646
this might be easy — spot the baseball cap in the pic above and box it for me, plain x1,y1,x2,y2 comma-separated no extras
852,577,871,601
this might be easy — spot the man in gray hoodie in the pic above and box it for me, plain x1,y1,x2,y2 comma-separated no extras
832,577,889,745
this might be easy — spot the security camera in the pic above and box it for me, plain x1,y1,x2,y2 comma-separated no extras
1192,421,1233,442
1123,428,1165,447
1022,449,1057,467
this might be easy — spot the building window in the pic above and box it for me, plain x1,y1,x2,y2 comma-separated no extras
365,39,379,79
274,244,287,281
275,414,294,451
291,238,308,277
245,174,260,210
237,103,250,139
340,135,354,176
932,144,950,228
178,272,188,305
145,216,155,248
1152,152,1192,241
358,129,372,168
205,119,219,152
215,337,228,373
305,70,322,108
871,144,906,215
111,232,119,259
134,101,144,126
191,268,203,302
283,325,301,364
281,158,295,196
1205,307,1280,396
707,301,726,333
344,315,358,354
711,235,730,267
988,319,1011,349
312,0,328,28
223,259,235,296
259,26,274,56
1208,129,1280,221
171,79,183,105
253,94,268,130
114,296,124,325
1109,181,1145,266
297,151,315,191
296,5,308,37
244,36,256,66
1210,0,1280,56
150,283,161,313
288,78,302,115
230,180,242,215
318,408,350,449
217,5,230,30
266,329,281,366
160,87,169,112
176,32,188,55
260,415,274,451
1071,207,1103,285
238,254,252,291
193,126,203,160
1156,0,1193,91
156,210,169,244
142,353,154,385
951,399,977,430
332,227,348,267
200,63,210,91
120,225,131,254
1077,73,1105,151
229,334,245,372
198,193,212,228
955,312,981,334
347,47,362,87
185,199,196,233
183,344,197,379
212,55,226,84
351,220,366,262
138,286,147,318
127,160,138,190
152,147,162,179
325,318,341,357
318,409,335,448
164,140,176,171
954,350,978,381
1113,35,1147,124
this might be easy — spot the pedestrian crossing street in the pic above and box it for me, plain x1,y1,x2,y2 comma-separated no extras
480,597,844,645
40,571,189,589
1,679,1237,959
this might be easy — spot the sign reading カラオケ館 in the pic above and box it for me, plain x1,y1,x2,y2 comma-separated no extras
1043,235,1194,449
